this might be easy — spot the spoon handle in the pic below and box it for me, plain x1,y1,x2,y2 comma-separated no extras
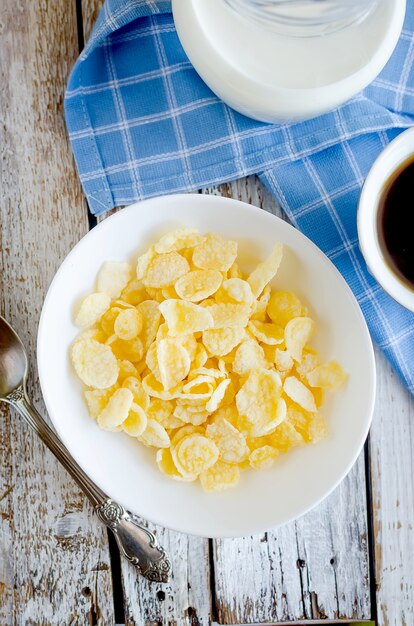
5,386,171,583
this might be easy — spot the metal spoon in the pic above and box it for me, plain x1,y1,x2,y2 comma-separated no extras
0,315,171,583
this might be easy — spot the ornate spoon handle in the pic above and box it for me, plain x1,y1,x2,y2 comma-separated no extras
4,386,171,583
96,501,171,582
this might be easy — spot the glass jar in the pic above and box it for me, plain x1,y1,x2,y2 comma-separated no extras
225,0,379,37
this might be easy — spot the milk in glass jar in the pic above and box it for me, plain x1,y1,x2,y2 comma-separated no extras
172,0,405,122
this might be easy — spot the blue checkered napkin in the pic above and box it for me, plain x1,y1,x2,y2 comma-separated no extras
65,0,414,394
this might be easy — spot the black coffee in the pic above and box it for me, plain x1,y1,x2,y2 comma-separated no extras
377,156,414,290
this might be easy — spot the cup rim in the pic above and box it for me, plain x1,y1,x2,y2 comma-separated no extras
357,126,414,312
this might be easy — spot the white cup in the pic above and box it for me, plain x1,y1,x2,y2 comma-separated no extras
357,127,414,312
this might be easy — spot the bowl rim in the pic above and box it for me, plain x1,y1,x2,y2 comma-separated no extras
37,193,376,537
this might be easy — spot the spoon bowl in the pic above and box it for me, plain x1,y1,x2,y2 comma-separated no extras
0,317,27,399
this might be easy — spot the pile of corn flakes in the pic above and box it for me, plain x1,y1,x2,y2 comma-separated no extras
70,229,347,492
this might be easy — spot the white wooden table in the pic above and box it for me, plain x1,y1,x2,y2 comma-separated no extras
0,1,413,624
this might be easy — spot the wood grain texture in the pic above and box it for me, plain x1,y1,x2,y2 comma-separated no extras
120,525,212,625
0,0,114,623
202,178,370,623
370,351,414,626
81,0,104,40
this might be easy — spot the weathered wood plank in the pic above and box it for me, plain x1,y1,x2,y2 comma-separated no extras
203,177,371,623
120,525,212,626
81,0,103,42
370,351,414,626
0,0,114,623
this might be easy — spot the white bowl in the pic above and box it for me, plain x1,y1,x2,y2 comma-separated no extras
37,194,375,537
358,127,414,312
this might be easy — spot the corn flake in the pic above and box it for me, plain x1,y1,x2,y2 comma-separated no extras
117,360,139,382
295,350,319,378
267,421,305,452
236,368,284,436
97,261,131,299
189,367,225,380
146,398,182,429
159,299,213,335
267,290,303,326
73,327,107,346
206,416,248,464
143,252,189,288
75,292,111,328
71,339,119,389
157,338,191,390
285,316,315,362
216,278,254,305
84,388,113,419
145,342,161,381
227,261,243,279
138,419,170,448
108,336,144,363
179,375,215,406
162,286,179,300
97,388,133,431
171,424,205,447
145,287,164,303
238,397,286,438
142,373,182,400
249,445,279,469
248,320,284,345
250,291,270,323
200,461,240,492
173,404,209,426
232,339,267,376
156,448,197,481
136,246,156,280
209,302,250,329
173,434,219,476
111,299,135,310
114,308,143,340
247,243,283,298
120,279,148,305
154,228,206,253
137,300,161,349
271,348,292,372
176,333,197,359
283,375,317,413
122,402,148,437
306,361,348,391
192,343,208,369
212,404,239,429
122,376,150,411
206,378,231,413
306,413,328,443
175,269,222,302
192,233,237,272
100,307,122,336
202,326,245,357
